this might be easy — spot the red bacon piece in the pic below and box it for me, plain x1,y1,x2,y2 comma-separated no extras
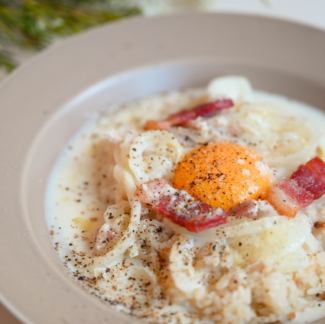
144,99,234,130
267,157,325,217
136,179,227,232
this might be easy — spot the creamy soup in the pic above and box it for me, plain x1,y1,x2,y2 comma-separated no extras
47,76,325,323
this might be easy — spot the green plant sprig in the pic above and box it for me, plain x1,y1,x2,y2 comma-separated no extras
0,0,140,72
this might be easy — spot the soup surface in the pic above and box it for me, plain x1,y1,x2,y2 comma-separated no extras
47,76,325,323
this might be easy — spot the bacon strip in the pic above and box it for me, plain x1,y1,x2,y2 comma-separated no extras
144,99,234,130
267,157,325,217
136,179,227,232
314,221,325,229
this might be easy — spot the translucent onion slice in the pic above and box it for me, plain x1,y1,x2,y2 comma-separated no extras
94,204,129,254
208,76,253,102
231,103,321,176
226,217,312,266
169,236,205,296
92,200,141,275
128,130,183,183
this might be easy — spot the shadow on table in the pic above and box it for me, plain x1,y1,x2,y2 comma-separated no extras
0,303,20,324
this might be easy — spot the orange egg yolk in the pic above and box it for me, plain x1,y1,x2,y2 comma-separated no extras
173,142,271,211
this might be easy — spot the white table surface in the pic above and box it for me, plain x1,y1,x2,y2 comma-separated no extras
1,1,324,323
203,0,325,29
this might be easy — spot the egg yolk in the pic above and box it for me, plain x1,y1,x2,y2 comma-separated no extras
173,142,271,211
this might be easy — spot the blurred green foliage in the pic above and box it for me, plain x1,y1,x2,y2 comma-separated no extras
0,0,140,72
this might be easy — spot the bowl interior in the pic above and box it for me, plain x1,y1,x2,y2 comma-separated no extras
21,59,325,321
